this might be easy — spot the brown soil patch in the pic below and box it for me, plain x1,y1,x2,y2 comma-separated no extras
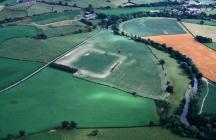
144,34,216,82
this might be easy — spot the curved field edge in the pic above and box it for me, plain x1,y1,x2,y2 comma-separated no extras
18,127,195,140
0,57,43,90
119,17,188,37
0,68,159,138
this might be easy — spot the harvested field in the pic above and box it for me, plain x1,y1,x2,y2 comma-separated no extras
0,68,159,138
120,17,188,37
144,34,216,82
56,31,165,99
183,22,216,42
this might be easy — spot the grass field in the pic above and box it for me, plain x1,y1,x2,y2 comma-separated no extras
18,127,195,140
150,47,190,115
183,22,216,42
205,43,216,51
95,6,169,16
0,7,27,20
131,0,165,4
0,30,98,62
73,51,119,74
120,17,187,37
57,31,165,98
206,9,216,15
0,25,37,43
0,67,159,138
144,34,216,82
31,10,81,25
182,19,216,26
42,22,87,37
199,81,216,114
0,57,43,90
27,2,80,16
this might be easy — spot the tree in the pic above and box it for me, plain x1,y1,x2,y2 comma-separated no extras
70,121,77,128
62,121,69,129
149,121,154,127
159,59,165,65
88,130,99,136
19,130,25,137
166,86,174,94
200,20,204,25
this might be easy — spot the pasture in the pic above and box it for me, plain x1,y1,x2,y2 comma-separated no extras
0,7,27,20
182,19,216,26
183,22,216,42
0,25,37,43
0,57,43,90
0,30,98,62
18,127,195,140
31,10,81,25
42,22,87,37
0,68,159,138
119,17,187,37
95,6,168,16
199,81,216,114
144,34,216,82
56,31,165,98
205,43,216,51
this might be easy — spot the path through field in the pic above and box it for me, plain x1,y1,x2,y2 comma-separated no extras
199,78,209,114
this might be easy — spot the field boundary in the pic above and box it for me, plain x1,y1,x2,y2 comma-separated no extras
0,29,101,93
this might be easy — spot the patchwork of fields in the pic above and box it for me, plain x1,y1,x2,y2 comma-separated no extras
56,31,165,99
120,17,188,36
0,68,159,138
144,34,216,82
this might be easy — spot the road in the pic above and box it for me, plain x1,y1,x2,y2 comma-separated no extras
0,30,101,93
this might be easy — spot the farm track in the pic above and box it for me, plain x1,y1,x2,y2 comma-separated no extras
0,29,101,93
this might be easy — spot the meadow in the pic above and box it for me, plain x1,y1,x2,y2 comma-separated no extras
0,7,27,20
0,25,37,43
0,30,98,62
31,10,81,25
0,68,159,138
182,19,216,26
18,127,195,140
120,17,187,37
205,43,216,51
199,81,216,114
95,6,168,16
59,31,165,99
0,57,43,90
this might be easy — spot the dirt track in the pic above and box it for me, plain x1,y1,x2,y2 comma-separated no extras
144,34,216,82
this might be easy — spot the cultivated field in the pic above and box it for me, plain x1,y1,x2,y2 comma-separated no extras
31,10,81,25
0,30,98,62
0,57,43,90
0,68,159,138
56,31,166,99
120,17,188,37
18,127,195,140
183,22,216,42
144,34,216,82
0,25,37,43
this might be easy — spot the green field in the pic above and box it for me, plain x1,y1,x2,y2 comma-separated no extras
200,81,216,114
0,25,37,43
205,43,216,51
59,31,165,98
31,10,81,25
43,22,87,37
150,47,190,115
95,6,169,16
73,51,119,74
0,58,43,90
0,67,159,138
182,19,216,26
0,7,27,20
0,30,98,62
131,0,165,4
120,17,187,37
27,2,80,16
19,127,195,140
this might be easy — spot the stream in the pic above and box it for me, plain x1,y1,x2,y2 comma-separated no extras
180,87,190,126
